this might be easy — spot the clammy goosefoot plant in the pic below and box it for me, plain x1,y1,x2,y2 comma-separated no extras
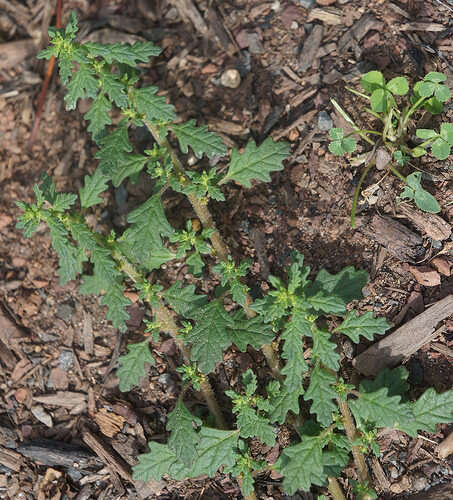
329,70,451,226
17,13,453,499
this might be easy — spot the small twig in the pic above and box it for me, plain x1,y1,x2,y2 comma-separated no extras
28,0,63,150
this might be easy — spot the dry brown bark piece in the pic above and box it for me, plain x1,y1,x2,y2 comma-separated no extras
33,391,87,409
0,40,37,69
206,5,235,54
299,24,324,72
398,204,451,241
17,439,101,469
0,446,24,472
405,481,453,499
431,256,452,276
357,215,425,263
399,23,445,32
437,431,453,459
338,13,384,54
82,430,132,482
409,265,441,287
308,8,343,25
169,0,208,36
354,295,453,376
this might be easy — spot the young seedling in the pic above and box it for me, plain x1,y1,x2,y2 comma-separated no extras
17,13,453,499
329,70,451,225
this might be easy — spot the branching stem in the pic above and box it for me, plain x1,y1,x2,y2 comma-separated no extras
144,120,282,380
337,398,370,485
328,477,347,500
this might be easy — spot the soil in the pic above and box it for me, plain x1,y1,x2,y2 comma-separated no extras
0,0,452,499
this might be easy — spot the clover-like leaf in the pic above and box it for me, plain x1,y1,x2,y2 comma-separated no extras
401,172,441,213
360,71,385,93
328,128,357,156
386,76,409,96
415,72,451,102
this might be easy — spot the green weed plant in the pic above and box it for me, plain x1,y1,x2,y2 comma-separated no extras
17,14,453,500
329,70,451,225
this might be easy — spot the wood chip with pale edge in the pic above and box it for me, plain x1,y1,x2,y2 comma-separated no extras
398,204,451,241
354,295,453,376
308,8,342,25
31,406,53,427
94,408,125,438
409,265,441,286
33,391,86,408
437,431,453,458
430,257,452,276
0,446,23,472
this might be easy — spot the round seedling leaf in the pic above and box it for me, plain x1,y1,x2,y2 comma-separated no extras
370,88,387,112
406,172,422,190
361,71,385,93
431,138,450,160
416,81,435,98
435,84,451,103
424,71,446,83
423,97,444,115
411,146,427,158
414,187,441,213
329,140,345,156
416,129,438,140
329,127,344,140
387,76,409,95
440,123,453,145
400,185,415,201
393,150,408,166
342,137,357,153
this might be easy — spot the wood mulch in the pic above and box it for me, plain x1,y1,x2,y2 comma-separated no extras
0,0,452,498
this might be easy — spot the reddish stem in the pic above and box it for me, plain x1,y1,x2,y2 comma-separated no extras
27,0,63,151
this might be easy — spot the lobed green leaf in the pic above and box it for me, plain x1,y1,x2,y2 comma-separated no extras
117,340,155,391
221,137,290,187
171,119,227,159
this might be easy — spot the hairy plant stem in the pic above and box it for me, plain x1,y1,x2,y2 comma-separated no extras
63,217,227,431
108,243,228,430
351,159,374,228
145,120,282,380
337,398,370,486
328,477,347,500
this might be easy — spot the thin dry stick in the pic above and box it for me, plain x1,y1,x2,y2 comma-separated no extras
145,121,282,380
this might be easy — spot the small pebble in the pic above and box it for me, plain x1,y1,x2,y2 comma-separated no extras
221,68,241,89
248,33,264,54
58,350,74,370
297,0,316,8
158,373,175,388
56,303,74,323
317,111,333,131
431,239,442,250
